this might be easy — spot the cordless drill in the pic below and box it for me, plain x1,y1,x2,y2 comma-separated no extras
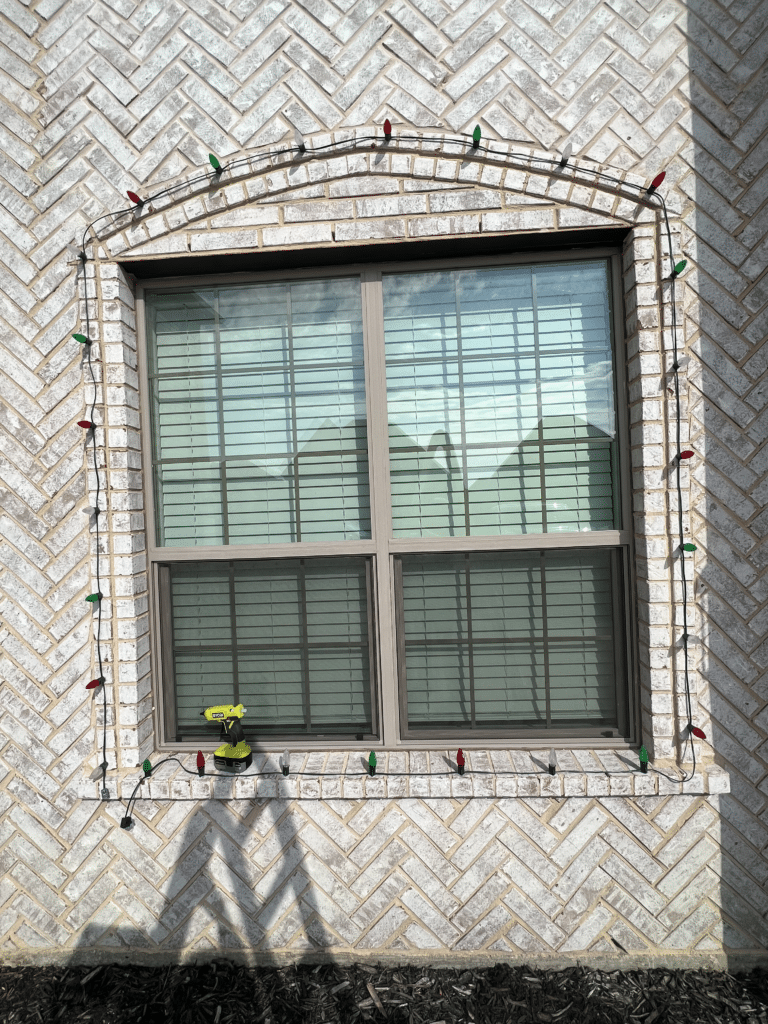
201,703,252,773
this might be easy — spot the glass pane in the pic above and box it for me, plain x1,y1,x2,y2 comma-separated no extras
400,549,620,733
146,279,369,546
384,261,617,537
169,558,373,738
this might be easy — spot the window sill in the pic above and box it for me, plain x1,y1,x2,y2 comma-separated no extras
79,750,730,801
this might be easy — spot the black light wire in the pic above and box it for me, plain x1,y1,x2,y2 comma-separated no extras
70,130,698,805
121,756,689,820
77,245,110,796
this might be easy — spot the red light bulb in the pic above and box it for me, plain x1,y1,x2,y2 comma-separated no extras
691,726,706,740
127,190,142,205
679,450,694,460
646,171,666,195
383,118,391,138
197,750,205,776
77,420,94,429
86,677,104,690
456,748,465,775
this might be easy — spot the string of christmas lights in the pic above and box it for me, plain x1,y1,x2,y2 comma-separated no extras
118,750,691,828
68,123,702,809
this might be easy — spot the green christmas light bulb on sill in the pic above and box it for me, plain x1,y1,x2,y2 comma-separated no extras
73,333,90,345
142,759,152,777
670,259,687,278
368,751,377,776
472,125,481,148
638,745,648,774
682,542,697,552
209,153,222,173
85,592,102,603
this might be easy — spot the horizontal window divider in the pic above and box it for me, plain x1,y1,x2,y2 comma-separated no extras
389,531,627,553
404,634,615,646
155,448,369,465
153,736,636,753
387,350,610,369
174,641,370,653
150,541,378,561
390,438,613,454
150,360,365,381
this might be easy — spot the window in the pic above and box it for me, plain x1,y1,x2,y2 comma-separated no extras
142,252,632,745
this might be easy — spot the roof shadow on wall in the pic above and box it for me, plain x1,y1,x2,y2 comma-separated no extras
684,9,768,963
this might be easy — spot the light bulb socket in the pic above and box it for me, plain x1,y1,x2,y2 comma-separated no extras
120,816,133,829
548,764,556,776
457,764,465,775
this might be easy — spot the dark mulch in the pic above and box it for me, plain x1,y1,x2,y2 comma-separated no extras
1,960,767,1024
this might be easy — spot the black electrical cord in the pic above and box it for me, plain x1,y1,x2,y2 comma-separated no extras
71,130,697,797
119,755,691,823
659,194,697,783
78,250,109,796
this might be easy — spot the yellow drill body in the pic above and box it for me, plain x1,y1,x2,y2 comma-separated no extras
202,703,252,773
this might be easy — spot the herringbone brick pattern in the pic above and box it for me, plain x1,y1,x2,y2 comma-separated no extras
0,0,766,955
1,790,752,953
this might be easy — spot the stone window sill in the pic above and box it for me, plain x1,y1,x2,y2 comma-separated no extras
78,750,730,801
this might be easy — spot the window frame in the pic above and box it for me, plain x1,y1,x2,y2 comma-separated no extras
137,246,637,750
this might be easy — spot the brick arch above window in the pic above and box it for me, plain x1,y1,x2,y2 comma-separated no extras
89,132,679,264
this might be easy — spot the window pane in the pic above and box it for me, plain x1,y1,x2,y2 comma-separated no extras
384,261,617,537
146,279,369,546
399,549,621,733
169,558,374,739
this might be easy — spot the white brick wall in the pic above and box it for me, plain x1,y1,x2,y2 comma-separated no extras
0,0,765,961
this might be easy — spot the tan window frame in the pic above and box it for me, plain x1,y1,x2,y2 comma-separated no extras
136,247,636,751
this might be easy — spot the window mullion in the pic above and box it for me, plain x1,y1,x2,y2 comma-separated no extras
228,560,240,707
214,291,230,545
540,551,552,729
361,269,397,745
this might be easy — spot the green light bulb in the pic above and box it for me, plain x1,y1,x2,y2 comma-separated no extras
639,745,648,773
368,751,377,775
142,759,152,776
209,153,222,171
472,125,481,146
73,333,89,345
673,259,687,275
682,543,697,552
85,592,102,603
